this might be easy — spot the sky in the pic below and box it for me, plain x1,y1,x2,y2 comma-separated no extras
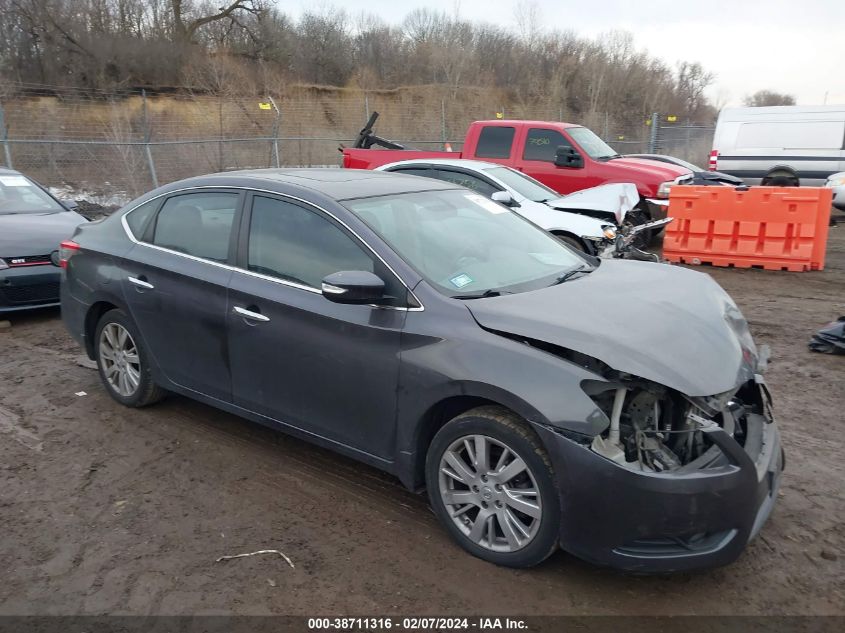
290,0,845,107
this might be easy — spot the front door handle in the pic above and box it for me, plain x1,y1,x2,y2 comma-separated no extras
128,276,154,290
233,306,270,322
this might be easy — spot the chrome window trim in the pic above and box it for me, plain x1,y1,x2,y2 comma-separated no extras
120,185,424,312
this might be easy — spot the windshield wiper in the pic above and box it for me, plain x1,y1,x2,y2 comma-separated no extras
452,289,509,300
597,154,623,161
551,264,591,285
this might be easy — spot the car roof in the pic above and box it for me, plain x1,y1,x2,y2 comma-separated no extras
163,168,460,201
474,120,580,129
381,158,505,171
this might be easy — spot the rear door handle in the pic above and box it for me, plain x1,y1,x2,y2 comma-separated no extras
128,276,154,290
233,306,270,322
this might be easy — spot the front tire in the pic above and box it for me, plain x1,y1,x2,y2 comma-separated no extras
94,309,165,407
425,406,561,568
552,232,589,254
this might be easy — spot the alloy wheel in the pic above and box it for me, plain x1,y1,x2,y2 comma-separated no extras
438,434,542,553
98,322,141,397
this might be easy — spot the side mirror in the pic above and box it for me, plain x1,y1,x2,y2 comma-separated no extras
321,270,386,305
491,191,518,207
554,146,584,169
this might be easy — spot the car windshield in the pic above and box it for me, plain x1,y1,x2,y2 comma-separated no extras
483,166,559,202
567,127,619,160
0,175,65,214
344,190,589,298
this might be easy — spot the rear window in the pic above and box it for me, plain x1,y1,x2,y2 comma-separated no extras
125,199,158,238
152,192,238,262
474,127,515,159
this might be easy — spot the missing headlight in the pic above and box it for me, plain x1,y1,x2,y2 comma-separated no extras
586,380,725,472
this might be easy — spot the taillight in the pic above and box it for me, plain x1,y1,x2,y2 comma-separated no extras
58,240,80,268
708,149,718,171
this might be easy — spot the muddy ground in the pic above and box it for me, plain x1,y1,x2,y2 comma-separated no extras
1,222,843,617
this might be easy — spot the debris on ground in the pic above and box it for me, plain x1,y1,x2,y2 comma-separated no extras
0,321,11,330
215,549,295,569
809,317,845,355
75,391,87,396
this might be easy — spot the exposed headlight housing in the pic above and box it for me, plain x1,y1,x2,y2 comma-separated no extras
656,181,673,199
0,258,8,270
600,224,617,240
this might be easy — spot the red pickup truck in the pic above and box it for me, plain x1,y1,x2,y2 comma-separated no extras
342,116,692,220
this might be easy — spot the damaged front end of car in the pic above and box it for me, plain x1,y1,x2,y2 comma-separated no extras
466,264,784,570
583,374,769,474
501,334,782,572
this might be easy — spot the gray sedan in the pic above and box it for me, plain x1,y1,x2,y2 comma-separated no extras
60,169,783,571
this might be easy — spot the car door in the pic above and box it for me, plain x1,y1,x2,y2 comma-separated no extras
121,189,242,402
521,127,593,194
226,192,408,459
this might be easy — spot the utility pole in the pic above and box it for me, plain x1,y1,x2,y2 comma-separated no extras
141,90,158,188
0,102,13,169
648,112,660,153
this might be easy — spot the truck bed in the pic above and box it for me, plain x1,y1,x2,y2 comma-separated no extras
342,148,458,170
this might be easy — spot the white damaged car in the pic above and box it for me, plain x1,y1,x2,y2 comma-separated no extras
377,159,638,255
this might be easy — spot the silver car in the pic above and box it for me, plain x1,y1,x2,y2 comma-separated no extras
826,172,845,211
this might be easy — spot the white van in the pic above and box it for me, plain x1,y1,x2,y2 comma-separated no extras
711,106,845,186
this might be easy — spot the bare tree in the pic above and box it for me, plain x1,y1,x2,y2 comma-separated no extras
743,90,796,107
170,0,264,43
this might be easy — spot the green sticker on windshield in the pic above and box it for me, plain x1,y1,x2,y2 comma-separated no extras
450,273,473,288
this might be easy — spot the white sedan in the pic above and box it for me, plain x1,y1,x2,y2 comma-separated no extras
376,159,637,254
826,172,845,211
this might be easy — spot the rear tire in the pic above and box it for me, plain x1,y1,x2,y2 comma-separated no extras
425,406,561,568
94,309,165,408
761,170,799,187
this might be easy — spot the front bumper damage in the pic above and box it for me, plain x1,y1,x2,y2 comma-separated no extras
533,378,783,572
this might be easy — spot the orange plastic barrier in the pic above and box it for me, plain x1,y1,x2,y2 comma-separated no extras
663,186,832,272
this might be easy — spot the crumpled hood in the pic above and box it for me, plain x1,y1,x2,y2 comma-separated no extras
465,260,757,397
0,211,86,257
547,183,639,223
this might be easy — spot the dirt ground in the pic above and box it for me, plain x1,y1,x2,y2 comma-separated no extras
1,221,843,617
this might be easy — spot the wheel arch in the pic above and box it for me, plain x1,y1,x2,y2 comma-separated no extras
82,295,127,359
397,384,550,491
549,230,593,255
763,165,800,186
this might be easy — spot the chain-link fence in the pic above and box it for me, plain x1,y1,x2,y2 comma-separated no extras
0,85,714,204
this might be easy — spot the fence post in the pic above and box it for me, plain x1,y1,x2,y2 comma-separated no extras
268,96,281,167
440,99,447,150
141,90,158,188
648,111,660,153
0,102,13,169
